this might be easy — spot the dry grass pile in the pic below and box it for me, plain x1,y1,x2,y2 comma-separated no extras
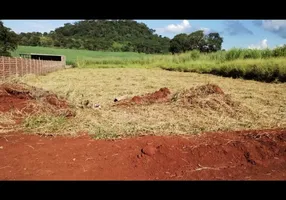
171,84,242,115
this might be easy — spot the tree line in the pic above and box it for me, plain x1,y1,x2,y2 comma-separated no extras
0,20,224,56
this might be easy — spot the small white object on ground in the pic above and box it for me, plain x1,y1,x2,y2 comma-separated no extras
93,104,101,109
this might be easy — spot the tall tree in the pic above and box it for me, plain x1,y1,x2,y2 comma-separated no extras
170,31,223,54
0,21,19,56
188,30,205,51
202,32,223,52
169,33,189,54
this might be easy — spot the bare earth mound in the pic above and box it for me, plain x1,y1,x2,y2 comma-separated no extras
115,84,240,114
0,129,285,180
0,83,75,119
116,87,171,106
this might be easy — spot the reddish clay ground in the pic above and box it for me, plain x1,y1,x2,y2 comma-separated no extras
0,83,74,117
116,87,171,106
0,129,285,180
1,83,286,180
0,83,32,113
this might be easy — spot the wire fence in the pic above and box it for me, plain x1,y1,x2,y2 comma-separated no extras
0,56,66,79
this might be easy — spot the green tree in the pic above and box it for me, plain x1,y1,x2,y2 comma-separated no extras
169,33,189,54
16,20,170,54
40,36,54,47
188,30,205,51
202,32,223,52
112,42,124,52
0,21,19,56
170,31,224,54
29,35,41,46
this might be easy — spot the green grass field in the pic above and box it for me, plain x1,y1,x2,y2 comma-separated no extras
12,45,286,82
12,46,153,65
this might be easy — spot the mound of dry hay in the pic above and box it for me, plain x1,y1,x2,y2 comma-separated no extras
172,84,241,114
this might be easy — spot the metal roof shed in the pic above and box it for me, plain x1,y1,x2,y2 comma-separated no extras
19,53,66,62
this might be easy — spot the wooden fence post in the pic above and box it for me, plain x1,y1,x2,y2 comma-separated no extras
29,59,31,74
15,58,18,76
41,60,43,75
25,59,27,75
1,57,5,79
25,59,28,75
32,59,34,74
42,60,45,75
21,58,23,76
37,58,39,75
8,57,11,77
33,59,35,74
34,59,36,74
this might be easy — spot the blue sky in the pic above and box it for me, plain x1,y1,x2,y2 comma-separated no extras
2,20,286,50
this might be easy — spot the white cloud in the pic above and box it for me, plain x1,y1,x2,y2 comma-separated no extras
156,20,192,34
155,20,214,38
248,39,268,49
224,20,253,36
200,27,211,34
254,20,286,38
262,20,286,31
23,21,48,31
3,20,79,34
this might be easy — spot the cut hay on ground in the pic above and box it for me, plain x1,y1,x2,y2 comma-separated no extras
3,68,286,138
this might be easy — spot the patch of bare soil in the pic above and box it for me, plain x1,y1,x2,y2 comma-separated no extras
114,84,239,112
0,83,75,122
115,87,171,106
0,128,285,180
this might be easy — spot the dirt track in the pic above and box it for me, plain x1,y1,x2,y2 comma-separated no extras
1,129,286,180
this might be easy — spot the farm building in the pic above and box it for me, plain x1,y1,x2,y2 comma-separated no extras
19,53,66,63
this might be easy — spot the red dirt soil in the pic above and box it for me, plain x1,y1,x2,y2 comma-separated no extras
0,83,74,117
117,87,171,106
45,94,69,109
1,129,286,180
0,84,32,113
115,84,225,107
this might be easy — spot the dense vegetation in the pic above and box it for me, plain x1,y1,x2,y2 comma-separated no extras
13,45,286,83
15,20,224,54
2,19,286,83
17,20,170,54
169,31,223,54
0,21,19,57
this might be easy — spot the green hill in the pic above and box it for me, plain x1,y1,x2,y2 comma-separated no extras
17,20,171,54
